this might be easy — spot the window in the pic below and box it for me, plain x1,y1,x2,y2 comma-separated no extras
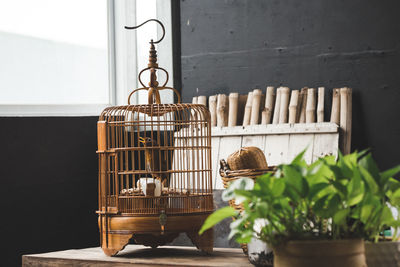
0,0,110,115
0,0,174,116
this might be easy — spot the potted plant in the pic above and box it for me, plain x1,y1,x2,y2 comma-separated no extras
199,150,400,267
354,153,400,267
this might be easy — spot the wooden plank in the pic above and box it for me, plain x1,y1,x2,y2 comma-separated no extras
197,96,207,106
288,90,299,124
288,134,314,164
263,86,275,124
242,92,253,126
272,88,281,124
242,134,265,152
312,133,339,162
217,94,228,127
211,136,221,189
22,245,251,267
317,87,325,123
330,88,340,124
209,95,217,127
298,87,308,123
211,123,338,137
228,93,239,127
214,136,242,189
236,94,247,126
264,134,290,166
306,88,316,123
340,87,352,154
278,87,290,124
250,89,262,125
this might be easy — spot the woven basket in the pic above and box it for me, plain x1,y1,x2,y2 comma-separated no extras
219,159,276,254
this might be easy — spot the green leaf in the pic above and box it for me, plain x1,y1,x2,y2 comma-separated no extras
291,149,307,165
283,165,308,197
359,166,379,194
359,153,380,184
381,165,400,184
337,150,353,178
222,178,254,201
329,165,346,180
392,188,400,198
233,189,253,204
360,205,374,223
256,174,273,195
308,183,330,200
331,180,347,197
380,205,394,225
199,206,237,235
357,148,370,159
348,192,364,206
235,229,253,244
324,194,341,217
313,194,330,215
272,178,285,197
256,202,269,218
347,167,364,206
334,209,350,225
343,152,358,167
285,185,301,202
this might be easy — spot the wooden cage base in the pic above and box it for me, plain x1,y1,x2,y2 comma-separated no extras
99,213,213,256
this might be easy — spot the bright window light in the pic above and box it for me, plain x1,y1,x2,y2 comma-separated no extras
0,0,109,105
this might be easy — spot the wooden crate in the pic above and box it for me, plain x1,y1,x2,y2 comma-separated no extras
212,122,339,189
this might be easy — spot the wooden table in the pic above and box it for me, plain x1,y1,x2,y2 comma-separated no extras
22,245,252,267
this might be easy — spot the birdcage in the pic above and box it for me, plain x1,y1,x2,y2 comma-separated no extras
96,20,213,256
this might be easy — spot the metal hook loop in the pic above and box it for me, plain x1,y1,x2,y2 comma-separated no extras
125,19,165,44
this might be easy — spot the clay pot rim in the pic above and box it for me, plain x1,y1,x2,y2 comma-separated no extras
276,238,364,245
272,238,365,257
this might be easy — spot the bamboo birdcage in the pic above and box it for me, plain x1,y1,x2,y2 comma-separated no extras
96,20,214,256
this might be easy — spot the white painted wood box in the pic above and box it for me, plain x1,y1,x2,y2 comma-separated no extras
211,122,339,189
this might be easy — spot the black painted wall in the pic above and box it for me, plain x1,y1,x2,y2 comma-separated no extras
180,0,400,170
0,117,99,266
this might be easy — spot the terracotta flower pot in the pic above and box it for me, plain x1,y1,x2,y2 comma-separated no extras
273,239,367,267
365,241,400,267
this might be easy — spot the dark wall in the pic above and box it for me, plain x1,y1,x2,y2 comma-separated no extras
180,0,400,170
0,117,99,266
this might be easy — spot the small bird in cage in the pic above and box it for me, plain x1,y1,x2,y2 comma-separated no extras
138,136,170,187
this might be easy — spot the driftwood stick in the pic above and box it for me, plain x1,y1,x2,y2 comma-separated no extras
306,88,316,123
261,110,267,125
217,94,228,127
228,93,239,127
279,87,290,123
340,87,352,154
288,90,299,123
250,89,262,125
272,88,282,124
242,92,253,126
264,86,275,124
298,87,308,123
330,88,340,124
197,95,207,106
209,95,217,127
317,87,325,123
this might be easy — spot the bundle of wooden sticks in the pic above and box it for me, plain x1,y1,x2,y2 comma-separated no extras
192,86,352,154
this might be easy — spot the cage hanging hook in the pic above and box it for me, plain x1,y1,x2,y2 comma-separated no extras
125,19,165,44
